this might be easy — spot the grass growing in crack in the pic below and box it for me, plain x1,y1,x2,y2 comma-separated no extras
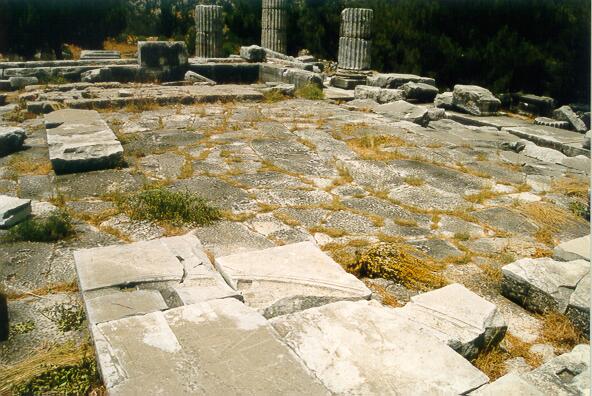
464,188,497,204
295,83,324,100
347,135,409,161
42,303,85,333
4,210,74,242
117,188,220,226
348,243,446,291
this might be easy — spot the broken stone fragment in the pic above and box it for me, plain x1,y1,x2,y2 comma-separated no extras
376,100,430,127
501,257,589,314
354,85,405,103
239,45,266,62
452,84,501,116
367,72,436,89
8,76,38,90
394,283,507,360
553,105,588,133
400,81,439,102
270,300,489,394
565,272,590,334
184,70,216,85
26,100,62,114
261,82,295,96
0,126,26,156
214,241,371,318
434,91,454,109
553,235,590,262
0,195,31,228
81,67,113,83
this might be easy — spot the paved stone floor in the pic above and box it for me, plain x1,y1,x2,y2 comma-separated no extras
0,85,589,393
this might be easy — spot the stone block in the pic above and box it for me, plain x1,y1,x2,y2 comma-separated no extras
8,76,38,89
395,283,507,360
337,37,371,70
81,68,113,83
0,195,31,228
376,100,430,127
44,109,124,174
517,94,555,116
138,41,188,81
239,45,266,62
401,81,439,102
184,70,215,85
354,85,405,103
0,126,26,156
553,105,588,133
259,64,323,89
85,290,168,325
26,100,61,114
367,73,436,89
330,74,367,90
0,80,11,90
501,257,589,314
215,241,371,318
271,300,489,394
565,273,590,334
340,8,373,39
434,91,454,109
92,298,329,395
452,84,501,116
554,235,590,262
534,116,570,129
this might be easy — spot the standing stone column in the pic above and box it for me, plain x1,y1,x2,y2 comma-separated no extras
337,8,373,71
195,5,223,58
261,0,288,54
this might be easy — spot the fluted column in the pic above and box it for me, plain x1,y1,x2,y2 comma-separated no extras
337,8,373,71
261,0,288,54
195,5,223,58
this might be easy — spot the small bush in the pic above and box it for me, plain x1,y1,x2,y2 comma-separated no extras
295,83,324,100
44,303,85,333
5,210,74,242
263,90,287,103
117,188,220,226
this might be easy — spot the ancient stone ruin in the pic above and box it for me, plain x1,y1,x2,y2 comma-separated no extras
0,2,590,395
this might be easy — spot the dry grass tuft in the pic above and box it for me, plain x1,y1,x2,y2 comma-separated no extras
273,211,301,226
403,176,425,187
393,217,418,227
464,188,497,204
6,281,78,300
364,280,402,307
551,176,589,200
538,311,586,353
348,243,446,291
8,155,52,177
521,202,584,246
346,135,410,161
308,225,347,238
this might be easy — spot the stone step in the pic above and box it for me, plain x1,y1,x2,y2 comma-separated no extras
44,109,124,174
502,124,589,157
270,299,490,394
214,241,371,318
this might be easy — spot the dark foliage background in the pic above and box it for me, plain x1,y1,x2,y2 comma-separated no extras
0,0,589,103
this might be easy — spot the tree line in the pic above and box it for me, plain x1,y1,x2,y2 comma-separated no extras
0,0,589,104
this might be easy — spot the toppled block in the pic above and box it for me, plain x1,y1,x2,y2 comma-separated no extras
92,299,329,395
138,41,188,81
261,82,295,96
395,283,506,360
215,241,371,318
259,64,322,89
554,235,590,262
400,81,439,102
44,109,123,173
354,85,405,103
452,84,501,116
330,74,367,90
503,124,590,157
26,100,61,114
534,116,569,129
376,100,430,126
0,126,26,155
517,94,555,116
367,73,436,89
427,107,446,121
271,300,489,395
9,76,38,90
501,257,589,314
184,70,215,85
0,195,31,228
553,105,588,133
434,91,454,109
239,45,266,62
81,68,113,83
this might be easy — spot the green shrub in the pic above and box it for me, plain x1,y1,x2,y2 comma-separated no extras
117,188,220,226
295,83,324,100
5,210,74,242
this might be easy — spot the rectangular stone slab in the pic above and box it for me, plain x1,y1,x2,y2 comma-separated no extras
215,241,371,318
74,234,234,296
85,289,168,325
0,195,31,228
446,111,532,129
92,298,329,395
503,125,589,157
44,109,123,174
554,235,590,262
270,300,489,395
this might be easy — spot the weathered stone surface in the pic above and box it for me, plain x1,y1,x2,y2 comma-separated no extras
330,74,367,90
0,195,31,228
195,5,223,58
472,372,544,395
401,81,439,102
565,272,590,335
395,284,506,360
85,290,168,325
354,85,405,103
434,91,454,109
0,126,26,156
261,82,295,96
376,100,430,126
239,45,266,62
259,64,323,89
473,207,538,235
74,234,233,297
367,73,436,89
44,109,124,174
553,105,588,133
271,300,489,395
93,298,329,395
8,76,39,89
215,241,371,318
534,116,569,129
501,257,589,314
81,67,112,83
184,70,215,84
452,85,501,116
503,124,590,157
26,100,62,114
554,235,590,262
